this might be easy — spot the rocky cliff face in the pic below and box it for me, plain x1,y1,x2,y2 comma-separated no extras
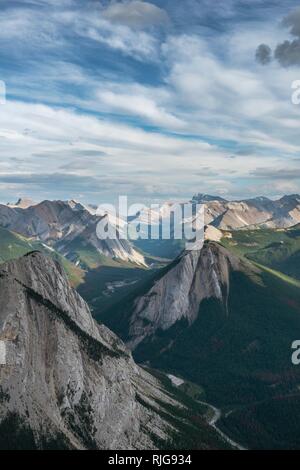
0,252,224,450
126,242,252,350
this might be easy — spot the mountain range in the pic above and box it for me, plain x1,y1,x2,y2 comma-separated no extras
192,194,300,229
1,194,300,449
0,199,145,268
129,194,300,261
130,194,300,232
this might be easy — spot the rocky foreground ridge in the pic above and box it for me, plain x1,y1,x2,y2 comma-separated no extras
0,251,227,450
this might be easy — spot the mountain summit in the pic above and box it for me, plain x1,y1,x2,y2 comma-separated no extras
126,242,248,350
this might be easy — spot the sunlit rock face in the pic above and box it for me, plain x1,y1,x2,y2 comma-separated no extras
127,242,251,350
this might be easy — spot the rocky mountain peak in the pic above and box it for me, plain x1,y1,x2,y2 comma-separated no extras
0,251,106,341
127,242,250,350
192,193,227,203
66,200,86,211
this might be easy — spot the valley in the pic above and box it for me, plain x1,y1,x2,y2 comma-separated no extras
0,194,300,449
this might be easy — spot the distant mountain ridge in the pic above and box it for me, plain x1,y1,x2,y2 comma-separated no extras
194,194,300,230
1,194,299,271
0,200,145,268
129,194,300,233
0,226,84,287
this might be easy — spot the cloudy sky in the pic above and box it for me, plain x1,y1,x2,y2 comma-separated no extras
0,0,300,204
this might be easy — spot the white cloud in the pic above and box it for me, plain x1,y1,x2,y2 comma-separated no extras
97,89,184,128
0,99,251,202
0,2,299,201
79,18,158,60
0,5,160,62
158,33,300,156
4,3,299,158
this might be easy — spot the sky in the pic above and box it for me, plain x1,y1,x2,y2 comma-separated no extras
0,0,300,204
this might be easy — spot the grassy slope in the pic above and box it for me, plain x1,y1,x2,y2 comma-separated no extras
0,227,84,287
254,263,300,288
222,225,300,280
